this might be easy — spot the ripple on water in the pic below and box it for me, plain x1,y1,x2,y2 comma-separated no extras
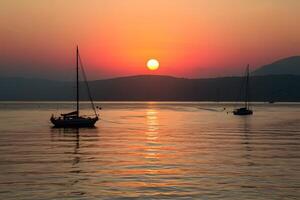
0,102,299,199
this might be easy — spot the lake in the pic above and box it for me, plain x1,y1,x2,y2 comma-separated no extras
0,102,299,199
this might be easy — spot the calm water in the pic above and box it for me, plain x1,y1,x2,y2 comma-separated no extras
0,102,299,200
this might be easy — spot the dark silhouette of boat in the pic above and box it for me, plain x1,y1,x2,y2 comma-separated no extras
233,65,253,116
51,46,99,127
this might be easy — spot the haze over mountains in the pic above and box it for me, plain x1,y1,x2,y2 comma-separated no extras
1,56,300,101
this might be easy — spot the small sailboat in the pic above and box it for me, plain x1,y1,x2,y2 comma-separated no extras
268,100,275,104
50,46,99,127
233,65,253,116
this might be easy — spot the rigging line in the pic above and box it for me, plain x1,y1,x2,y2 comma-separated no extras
198,107,226,112
100,118,145,130
247,65,251,108
235,67,248,107
78,52,98,117
245,65,250,108
100,118,125,124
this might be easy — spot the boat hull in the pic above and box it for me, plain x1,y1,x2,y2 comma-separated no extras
233,108,253,116
51,117,98,128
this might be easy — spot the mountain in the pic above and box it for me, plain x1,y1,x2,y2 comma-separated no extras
0,77,72,101
252,56,300,76
1,75,300,101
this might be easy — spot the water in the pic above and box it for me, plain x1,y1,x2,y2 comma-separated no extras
0,102,299,200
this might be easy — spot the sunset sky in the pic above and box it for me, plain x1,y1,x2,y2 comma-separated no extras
1,0,300,80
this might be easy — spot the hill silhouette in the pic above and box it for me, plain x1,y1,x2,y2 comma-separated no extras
253,56,300,76
1,75,300,102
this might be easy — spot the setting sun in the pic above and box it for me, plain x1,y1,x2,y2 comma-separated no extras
147,59,160,71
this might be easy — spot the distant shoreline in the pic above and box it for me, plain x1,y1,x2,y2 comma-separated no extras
1,101,300,104
1,74,300,102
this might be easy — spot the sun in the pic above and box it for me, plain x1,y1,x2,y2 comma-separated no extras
147,59,160,71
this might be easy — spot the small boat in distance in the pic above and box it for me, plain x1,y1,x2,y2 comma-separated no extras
50,46,99,127
233,65,253,116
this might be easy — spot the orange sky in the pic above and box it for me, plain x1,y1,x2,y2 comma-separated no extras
1,0,300,79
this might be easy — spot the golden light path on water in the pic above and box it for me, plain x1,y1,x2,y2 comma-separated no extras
145,109,159,160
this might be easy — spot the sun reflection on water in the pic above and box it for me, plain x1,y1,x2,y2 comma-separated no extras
144,108,160,161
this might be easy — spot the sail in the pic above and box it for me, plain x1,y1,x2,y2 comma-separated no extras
61,111,78,117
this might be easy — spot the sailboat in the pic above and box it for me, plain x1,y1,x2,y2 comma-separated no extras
233,65,253,116
50,46,99,127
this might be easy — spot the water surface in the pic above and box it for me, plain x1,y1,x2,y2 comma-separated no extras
0,102,299,199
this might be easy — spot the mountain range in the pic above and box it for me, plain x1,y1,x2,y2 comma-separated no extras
252,56,300,76
1,56,300,101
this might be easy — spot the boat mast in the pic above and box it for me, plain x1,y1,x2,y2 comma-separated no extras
245,64,250,109
76,46,79,117
77,51,98,117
